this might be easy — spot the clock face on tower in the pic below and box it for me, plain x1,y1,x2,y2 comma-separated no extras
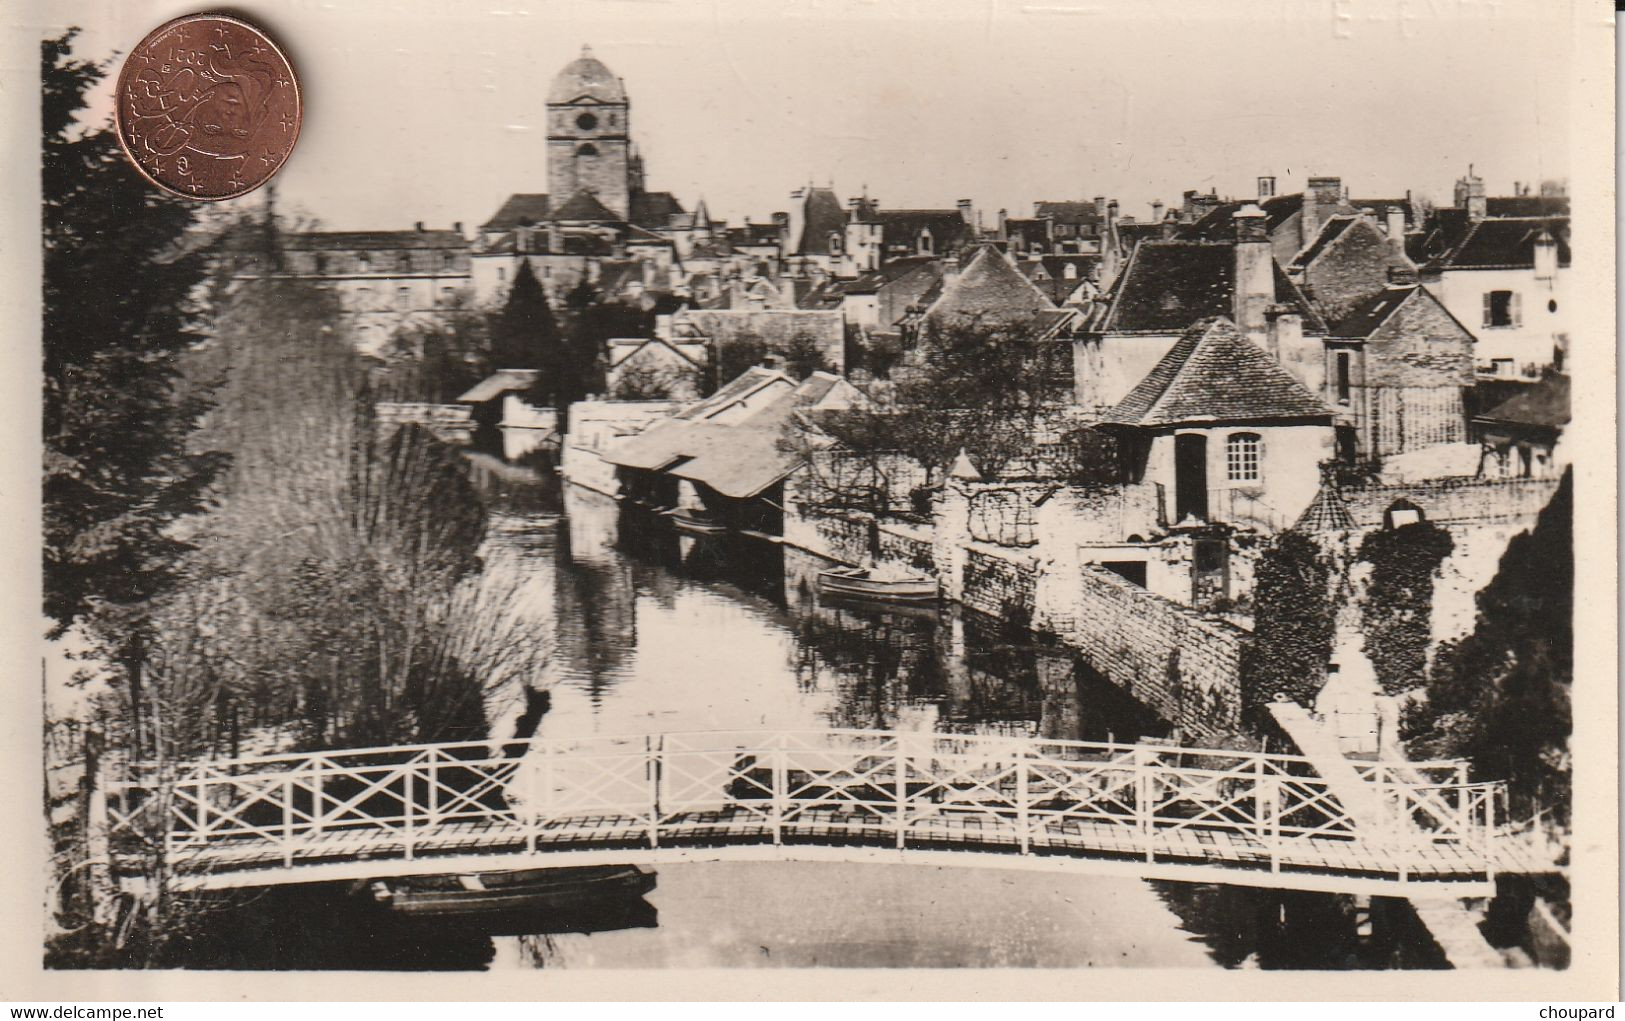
576,112,598,131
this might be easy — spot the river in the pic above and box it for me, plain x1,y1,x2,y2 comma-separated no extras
167,468,1447,971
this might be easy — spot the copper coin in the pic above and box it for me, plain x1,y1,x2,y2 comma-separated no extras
114,13,300,201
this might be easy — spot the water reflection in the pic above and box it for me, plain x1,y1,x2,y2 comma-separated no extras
483,483,1169,745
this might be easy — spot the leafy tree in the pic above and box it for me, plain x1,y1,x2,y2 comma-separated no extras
42,30,226,634
562,298,649,401
488,258,563,388
377,302,490,404
1239,531,1336,713
1404,470,1571,826
1357,520,1455,695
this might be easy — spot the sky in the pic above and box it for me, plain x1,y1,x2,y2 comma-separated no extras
35,0,1579,234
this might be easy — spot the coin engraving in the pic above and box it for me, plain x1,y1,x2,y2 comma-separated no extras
115,14,300,202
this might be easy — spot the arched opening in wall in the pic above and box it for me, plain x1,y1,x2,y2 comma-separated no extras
576,143,599,157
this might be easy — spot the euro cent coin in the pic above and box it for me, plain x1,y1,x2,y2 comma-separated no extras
114,13,301,201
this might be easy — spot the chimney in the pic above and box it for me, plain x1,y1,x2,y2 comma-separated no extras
1533,230,1558,280
1267,309,1302,363
1151,200,1165,223
1093,195,1107,225
545,222,561,253
1232,204,1274,350
942,254,961,285
1258,175,1277,199
1106,199,1119,228
957,198,975,226
1454,167,1486,220
1385,205,1406,241
1386,265,1419,286
415,221,425,232
1301,176,1343,249
997,208,1009,236
453,221,463,236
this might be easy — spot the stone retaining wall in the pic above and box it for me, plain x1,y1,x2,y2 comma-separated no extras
1047,563,1248,740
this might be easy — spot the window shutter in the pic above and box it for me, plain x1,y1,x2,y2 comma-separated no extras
1482,292,1492,327
1512,291,1522,327
1255,432,1266,485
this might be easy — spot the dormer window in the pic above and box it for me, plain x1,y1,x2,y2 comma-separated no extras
1063,263,1078,280
828,232,843,255
397,252,412,272
359,254,372,273
917,229,934,255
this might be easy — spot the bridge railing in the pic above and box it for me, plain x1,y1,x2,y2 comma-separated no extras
104,729,1502,882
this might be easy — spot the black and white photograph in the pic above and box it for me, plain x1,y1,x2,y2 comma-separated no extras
11,0,1616,1001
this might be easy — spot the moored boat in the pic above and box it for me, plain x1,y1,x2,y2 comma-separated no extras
366,865,656,917
664,508,729,535
816,566,939,604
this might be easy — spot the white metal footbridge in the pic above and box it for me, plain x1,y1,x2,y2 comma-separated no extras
106,729,1509,896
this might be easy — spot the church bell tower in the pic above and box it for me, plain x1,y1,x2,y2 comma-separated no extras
547,45,632,220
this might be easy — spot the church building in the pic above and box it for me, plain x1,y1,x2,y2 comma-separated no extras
472,47,690,305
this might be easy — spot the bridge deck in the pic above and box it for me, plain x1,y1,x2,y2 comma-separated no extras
129,805,1493,891
104,729,1508,896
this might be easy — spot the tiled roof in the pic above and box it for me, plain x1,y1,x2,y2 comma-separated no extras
481,194,550,232
630,191,685,230
1293,485,1357,533
1178,194,1302,241
276,230,468,251
1095,240,1325,335
1033,201,1103,227
1410,210,1571,270
1328,285,1419,339
1474,373,1570,430
1446,217,1570,270
457,369,540,403
1289,215,1357,269
795,188,848,256
550,190,623,223
1101,317,1333,427
927,246,1055,325
875,210,975,253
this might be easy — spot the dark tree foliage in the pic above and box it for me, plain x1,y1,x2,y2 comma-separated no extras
1357,520,1455,695
562,298,649,402
712,330,833,391
889,317,1075,479
488,258,563,384
1405,470,1572,826
1239,531,1336,713
42,30,226,633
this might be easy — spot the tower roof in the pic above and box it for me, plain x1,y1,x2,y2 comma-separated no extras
548,45,627,104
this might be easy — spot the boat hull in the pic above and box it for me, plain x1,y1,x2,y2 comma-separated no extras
369,865,657,918
816,569,939,604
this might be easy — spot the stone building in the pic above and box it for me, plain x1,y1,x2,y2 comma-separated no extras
1099,316,1336,532
228,226,473,356
1409,170,1570,379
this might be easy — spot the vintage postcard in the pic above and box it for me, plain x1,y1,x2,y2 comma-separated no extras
4,0,1616,1002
